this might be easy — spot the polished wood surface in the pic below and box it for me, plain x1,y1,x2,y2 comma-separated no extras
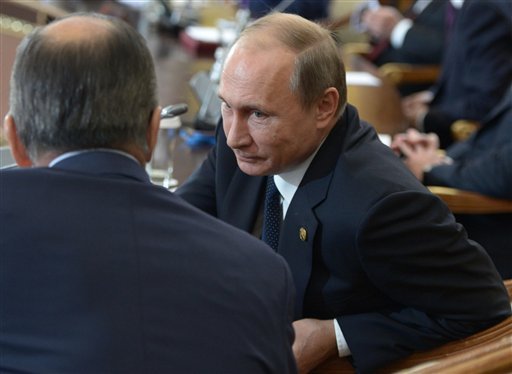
344,53,408,136
428,186,512,214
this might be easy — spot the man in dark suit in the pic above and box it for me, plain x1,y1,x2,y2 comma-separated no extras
176,12,511,374
393,88,512,278
361,0,452,67
402,0,512,148
0,13,297,373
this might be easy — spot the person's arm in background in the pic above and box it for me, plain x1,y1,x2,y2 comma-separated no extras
424,145,512,199
361,5,404,42
395,1,445,64
391,129,512,199
361,0,446,63
391,128,448,179
416,0,512,146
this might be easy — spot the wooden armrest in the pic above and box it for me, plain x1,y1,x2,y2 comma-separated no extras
342,42,372,57
451,120,480,142
393,336,512,373
427,186,512,214
379,63,440,86
504,279,512,301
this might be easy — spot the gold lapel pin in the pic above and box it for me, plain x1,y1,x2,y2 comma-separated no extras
299,227,307,242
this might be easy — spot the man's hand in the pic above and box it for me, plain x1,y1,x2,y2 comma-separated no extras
402,91,434,128
292,318,337,373
361,6,403,41
392,129,450,180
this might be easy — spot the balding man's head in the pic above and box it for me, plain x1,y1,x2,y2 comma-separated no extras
42,15,114,42
9,13,158,162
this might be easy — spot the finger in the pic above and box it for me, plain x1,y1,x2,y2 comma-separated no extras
396,141,414,158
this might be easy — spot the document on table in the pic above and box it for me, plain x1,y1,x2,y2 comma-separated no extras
346,71,381,87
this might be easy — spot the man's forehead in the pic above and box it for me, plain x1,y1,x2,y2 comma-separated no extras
222,46,293,88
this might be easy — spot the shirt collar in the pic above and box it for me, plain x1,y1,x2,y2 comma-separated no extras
274,139,324,217
49,148,139,168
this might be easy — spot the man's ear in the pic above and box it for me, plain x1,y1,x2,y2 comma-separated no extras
145,106,161,163
3,114,33,167
316,87,339,129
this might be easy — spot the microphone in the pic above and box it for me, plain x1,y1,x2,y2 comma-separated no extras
161,103,188,119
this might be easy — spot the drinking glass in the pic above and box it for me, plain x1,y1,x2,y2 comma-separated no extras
147,116,182,189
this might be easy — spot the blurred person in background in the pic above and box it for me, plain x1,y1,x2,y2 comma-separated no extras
359,0,456,67
393,87,512,279
402,0,512,148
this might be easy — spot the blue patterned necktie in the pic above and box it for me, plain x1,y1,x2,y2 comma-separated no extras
262,176,282,251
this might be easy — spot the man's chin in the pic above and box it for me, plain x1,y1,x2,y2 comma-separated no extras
236,159,269,177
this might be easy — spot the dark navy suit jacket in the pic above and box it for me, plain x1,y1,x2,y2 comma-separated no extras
0,151,297,373
177,105,511,373
425,92,512,278
373,0,449,67
424,0,512,147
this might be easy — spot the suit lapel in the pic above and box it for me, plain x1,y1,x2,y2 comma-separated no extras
278,110,350,318
221,170,266,232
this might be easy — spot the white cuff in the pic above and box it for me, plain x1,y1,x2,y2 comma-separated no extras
390,18,413,48
334,319,351,357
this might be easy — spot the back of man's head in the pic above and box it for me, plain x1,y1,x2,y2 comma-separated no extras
9,13,157,161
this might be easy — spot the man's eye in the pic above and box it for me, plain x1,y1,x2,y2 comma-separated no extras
252,110,265,118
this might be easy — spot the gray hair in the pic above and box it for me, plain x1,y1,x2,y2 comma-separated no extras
237,12,347,118
9,13,158,160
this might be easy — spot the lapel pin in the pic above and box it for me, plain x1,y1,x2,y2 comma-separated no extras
299,227,307,242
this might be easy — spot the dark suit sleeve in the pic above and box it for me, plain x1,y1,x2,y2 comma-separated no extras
423,0,512,146
399,24,444,64
424,144,512,199
337,190,511,373
397,0,446,64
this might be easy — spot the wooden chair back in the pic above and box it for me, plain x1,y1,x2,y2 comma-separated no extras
379,63,441,87
394,335,512,373
428,186,512,214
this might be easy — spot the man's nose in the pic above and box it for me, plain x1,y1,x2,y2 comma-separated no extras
225,113,251,149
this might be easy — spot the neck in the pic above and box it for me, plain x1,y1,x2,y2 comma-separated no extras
35,145,147,167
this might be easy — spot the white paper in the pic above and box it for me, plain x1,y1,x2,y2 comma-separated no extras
184,26,237,45
346,71,381,87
